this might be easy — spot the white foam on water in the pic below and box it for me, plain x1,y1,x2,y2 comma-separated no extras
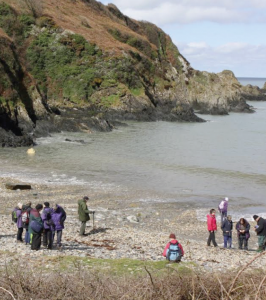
197,208,266,222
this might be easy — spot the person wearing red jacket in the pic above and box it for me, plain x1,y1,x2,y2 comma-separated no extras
162,233,184,262
207,209,218,247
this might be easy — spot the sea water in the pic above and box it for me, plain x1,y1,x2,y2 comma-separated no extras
0,79,266,219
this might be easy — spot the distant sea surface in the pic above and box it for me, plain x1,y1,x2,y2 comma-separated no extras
237,77,266,88
0,78,266,220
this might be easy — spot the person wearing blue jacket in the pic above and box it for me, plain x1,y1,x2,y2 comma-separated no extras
51,204,66,250
41,202,54,249
221,215,233,248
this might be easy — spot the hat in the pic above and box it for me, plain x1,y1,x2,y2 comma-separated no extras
169,233,176,239
225,197,229,201
83,196,89,200
253,215,259,220
44,202,50,207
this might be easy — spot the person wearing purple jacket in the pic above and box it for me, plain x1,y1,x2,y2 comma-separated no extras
51,204,66,250
41,202,54,250
218,197,229,223
14,203,23,242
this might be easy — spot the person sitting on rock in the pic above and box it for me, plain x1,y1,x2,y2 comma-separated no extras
221,215,233,248
207,209,218,247
162,233,184,262
51,204,66,250
236,218,250,250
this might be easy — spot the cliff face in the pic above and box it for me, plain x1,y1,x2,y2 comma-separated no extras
0,0,257,146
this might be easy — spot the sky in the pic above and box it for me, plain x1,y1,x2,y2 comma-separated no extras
101,0,266,78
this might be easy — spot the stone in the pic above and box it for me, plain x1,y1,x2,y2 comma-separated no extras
126,215,139,223
5,183,32,190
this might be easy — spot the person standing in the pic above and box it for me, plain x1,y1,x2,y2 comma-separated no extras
51,204,66,250
253,215,266,252
221,215,233,248
41,202,54,250
207,209,218,247
22,202,32,245
14,203,23,243
28,204,43,251
78,196,94,236
218,197,229,223
236,218,250,250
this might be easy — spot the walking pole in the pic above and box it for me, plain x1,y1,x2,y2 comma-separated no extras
92,211,95,230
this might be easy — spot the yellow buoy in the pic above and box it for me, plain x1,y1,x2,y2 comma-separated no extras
27,148,35,155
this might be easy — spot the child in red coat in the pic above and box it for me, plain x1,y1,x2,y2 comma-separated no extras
207,209,218,247
163,233,184,262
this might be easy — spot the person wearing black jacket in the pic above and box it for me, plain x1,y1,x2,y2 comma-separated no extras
221,215,233,248
253,215,266,252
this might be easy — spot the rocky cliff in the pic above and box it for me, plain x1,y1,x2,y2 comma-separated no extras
0,0,258,146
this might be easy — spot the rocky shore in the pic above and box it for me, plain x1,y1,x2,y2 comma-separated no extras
0,177,265,272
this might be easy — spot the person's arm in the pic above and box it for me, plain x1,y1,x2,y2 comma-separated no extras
162,243,170,257
255,220,263,234
81,202,90,214
60,208,67,223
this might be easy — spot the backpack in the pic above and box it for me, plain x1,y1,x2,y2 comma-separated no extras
166,242,181,262
12,210,18,223
30,220,44,233
218,201,225,211
21,210,29,225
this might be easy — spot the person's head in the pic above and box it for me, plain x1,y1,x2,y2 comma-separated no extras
253,215,259,222
83,196,89,202
169,233,176,239
210,209,216,215
53,203,58,210
227,215,232,221
35,204,43,211
17,203,22,209
44,202,50,208
26,201,32,207
225,197,229,201
240,218,246,225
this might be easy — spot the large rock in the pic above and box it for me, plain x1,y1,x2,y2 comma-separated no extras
5,183,32,190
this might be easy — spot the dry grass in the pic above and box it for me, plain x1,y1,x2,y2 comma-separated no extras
0,253,266,300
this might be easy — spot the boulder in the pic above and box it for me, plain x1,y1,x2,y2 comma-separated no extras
5,183,32,190
127,215,140,223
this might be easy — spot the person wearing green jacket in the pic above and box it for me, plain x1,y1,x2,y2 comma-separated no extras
78,196,94,236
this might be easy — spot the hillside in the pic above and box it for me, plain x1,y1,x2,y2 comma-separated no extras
0,0,256,146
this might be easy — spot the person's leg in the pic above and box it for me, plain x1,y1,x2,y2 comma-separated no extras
207,231,212,246
210,231,218,247
31,234,37,250
47,230,53,249
36,233,41,250
17,227,23,241
57,230,62,247
257,236,264,251
243,238,248,250
228,236,232,248
43,229,48,247
80,221,86,235
239,236,243,249
25,229,30,244
224,236,228,248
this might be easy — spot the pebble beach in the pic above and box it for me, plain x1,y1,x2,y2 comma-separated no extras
1,177,266,273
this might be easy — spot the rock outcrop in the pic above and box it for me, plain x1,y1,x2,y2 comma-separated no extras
0,0,260,146
240,84,266,101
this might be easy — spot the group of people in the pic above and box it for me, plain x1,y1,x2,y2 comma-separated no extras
207,197,266,252
12,196,95,251
13,202,66,251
